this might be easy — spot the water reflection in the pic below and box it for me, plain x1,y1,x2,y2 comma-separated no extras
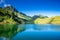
12,24,60,40
34,24,60,31
0,24,25,40
22,24,60,31
0,24,60,40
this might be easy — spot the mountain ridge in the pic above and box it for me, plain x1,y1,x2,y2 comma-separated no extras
0,5,32,24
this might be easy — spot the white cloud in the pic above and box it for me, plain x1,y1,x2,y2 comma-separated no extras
4,4,11,7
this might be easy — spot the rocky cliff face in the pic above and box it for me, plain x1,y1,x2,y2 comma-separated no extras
0,6,32,24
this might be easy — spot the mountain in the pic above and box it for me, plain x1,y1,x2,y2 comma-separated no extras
0,6,32,24
32,15,48,20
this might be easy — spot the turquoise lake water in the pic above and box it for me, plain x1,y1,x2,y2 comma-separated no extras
0,24,60,40
12,24,60,40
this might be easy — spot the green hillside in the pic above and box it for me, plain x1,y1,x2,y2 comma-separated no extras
0,6,32,24
34,18,52,24
51,16,60,24
34,16,60,24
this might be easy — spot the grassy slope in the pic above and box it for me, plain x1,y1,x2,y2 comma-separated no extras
34,18,52,24
34,16,60,24
0,8,16,24
51,16,60,24
0,7,32,24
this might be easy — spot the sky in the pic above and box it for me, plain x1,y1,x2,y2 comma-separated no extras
0,0,60,17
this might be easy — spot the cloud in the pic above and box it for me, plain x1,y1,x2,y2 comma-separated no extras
4,4,11,7
0,0,4,4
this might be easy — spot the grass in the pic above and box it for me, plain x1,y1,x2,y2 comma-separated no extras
34,18,52,24
34,16,60,24
51,16,60,24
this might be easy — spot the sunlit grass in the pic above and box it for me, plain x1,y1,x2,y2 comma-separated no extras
51,16,60,24
34,18,52,24
34,16,60,24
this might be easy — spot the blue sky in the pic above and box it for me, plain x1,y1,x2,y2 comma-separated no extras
0,0,60,17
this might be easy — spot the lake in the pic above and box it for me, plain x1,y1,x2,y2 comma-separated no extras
0,24,60,40
12,24,60,40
